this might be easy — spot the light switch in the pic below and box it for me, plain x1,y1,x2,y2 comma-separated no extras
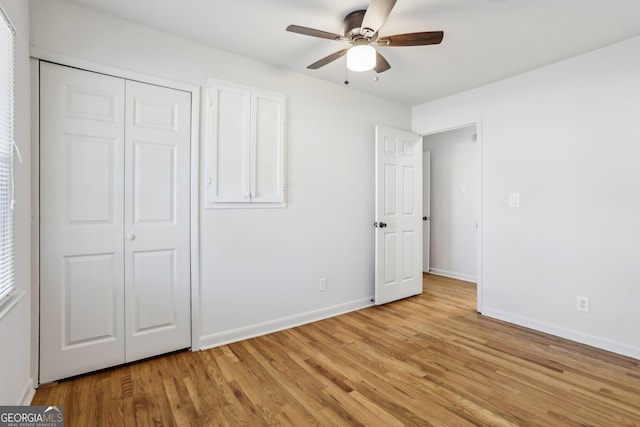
509,193,520,207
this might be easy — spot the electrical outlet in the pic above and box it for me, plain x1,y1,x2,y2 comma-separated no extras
318,278,327,292
576,296,589,312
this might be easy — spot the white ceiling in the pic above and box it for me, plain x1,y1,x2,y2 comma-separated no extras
59,0,640,106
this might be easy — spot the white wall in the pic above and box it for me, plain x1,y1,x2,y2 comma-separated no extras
29,0,410,350
423,126,477,282
413,36,640,359
0,0,32,405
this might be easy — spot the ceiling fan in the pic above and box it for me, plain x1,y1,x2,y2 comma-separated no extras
286,0,444,73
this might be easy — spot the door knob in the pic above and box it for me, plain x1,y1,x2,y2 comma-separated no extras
126,234,135,241
379,222,387,228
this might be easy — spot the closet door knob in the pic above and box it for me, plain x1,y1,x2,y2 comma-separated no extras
126,234,136,241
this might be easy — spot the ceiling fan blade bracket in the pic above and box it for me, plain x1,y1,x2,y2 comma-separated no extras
373,39,391,47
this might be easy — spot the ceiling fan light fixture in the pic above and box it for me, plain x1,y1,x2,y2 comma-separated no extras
347,44,376,72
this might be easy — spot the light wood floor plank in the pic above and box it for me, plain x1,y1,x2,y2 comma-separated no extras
32,274,640,426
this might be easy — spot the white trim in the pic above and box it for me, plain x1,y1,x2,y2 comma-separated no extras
0,5,16,312
417,117,484,313
201,202,286,209
428,268,476,283
0,6,15,36
476,117,484,312
30,47,197,94
199,297,374,350
189,84,201,351
481,307,640,361
419,121,479,136
30,54,202,375
29,58,40,388
19,378,35,405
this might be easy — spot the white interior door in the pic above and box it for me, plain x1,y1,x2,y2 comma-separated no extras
374,126,423,305
40,62,126,382
40,63,192,382
423,151,431,273
124,80,192,362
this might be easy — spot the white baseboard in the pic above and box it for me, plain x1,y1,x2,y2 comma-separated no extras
199,297,374,350
481,307,640,361
19,377,35,405
428,268,477,283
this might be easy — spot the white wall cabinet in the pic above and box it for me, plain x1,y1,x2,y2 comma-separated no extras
205,79,286,208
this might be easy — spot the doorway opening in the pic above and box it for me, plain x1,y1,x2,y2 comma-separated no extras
422,124,482,311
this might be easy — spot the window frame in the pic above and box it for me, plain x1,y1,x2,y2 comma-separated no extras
0,6,16,307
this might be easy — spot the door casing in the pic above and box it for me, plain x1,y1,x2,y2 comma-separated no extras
423,151,431,273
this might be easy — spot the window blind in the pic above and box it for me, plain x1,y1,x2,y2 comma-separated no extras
0,8,15,305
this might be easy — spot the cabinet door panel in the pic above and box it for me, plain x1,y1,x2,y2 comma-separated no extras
252,92,286,203
207,83,251,203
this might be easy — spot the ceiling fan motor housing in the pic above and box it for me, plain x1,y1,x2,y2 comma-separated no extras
344,10,368,39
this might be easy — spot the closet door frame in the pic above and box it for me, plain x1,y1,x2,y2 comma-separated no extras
30,51,202,385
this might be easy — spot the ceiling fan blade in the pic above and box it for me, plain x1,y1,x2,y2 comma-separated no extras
377,31,444,47
361,0,397,35
286,25,343,41
307,49,348,69
374,51,391,73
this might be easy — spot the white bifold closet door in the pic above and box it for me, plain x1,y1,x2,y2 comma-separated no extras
39,62,191,383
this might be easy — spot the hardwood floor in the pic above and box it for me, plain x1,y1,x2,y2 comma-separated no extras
33,274,640,426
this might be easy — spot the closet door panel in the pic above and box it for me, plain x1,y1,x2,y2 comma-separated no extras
131,249,177,331
124,80,192,362
39,62,126,383
64,254,119,344
133,142,176,223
